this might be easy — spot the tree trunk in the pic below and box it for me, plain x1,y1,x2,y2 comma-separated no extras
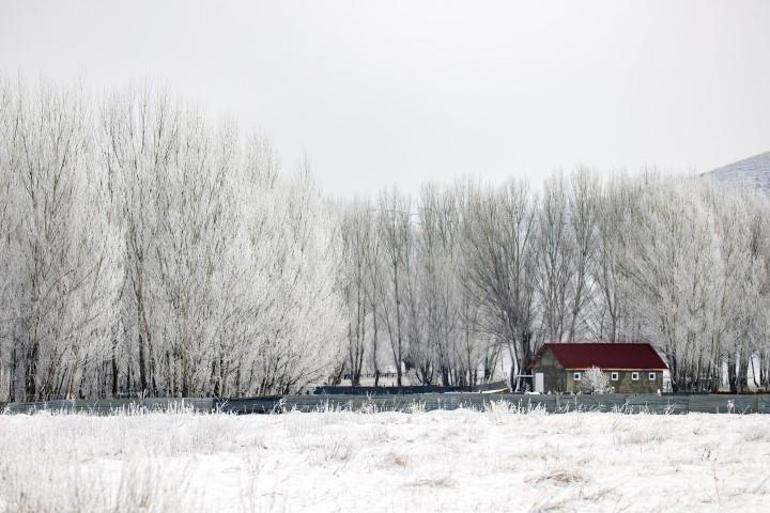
25,340,39,401
111,342,119,397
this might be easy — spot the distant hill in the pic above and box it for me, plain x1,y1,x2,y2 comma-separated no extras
703,151,770,196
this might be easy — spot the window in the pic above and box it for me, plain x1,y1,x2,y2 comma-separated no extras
631,372,639,381
573,372,581,381
648,372,656,381
610,372,619,381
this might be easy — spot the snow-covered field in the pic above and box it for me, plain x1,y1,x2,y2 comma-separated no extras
1,406,769,513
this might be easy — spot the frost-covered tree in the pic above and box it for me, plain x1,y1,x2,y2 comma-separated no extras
338,199,376,386
565,169,600,341
0,80,120,401
535,174,573,343
461,181,538,390
592,174,633,343
375,189,413,386
410,184,455,384
216,149,345,396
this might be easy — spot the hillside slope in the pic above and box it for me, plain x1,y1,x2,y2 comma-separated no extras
703,151,770,195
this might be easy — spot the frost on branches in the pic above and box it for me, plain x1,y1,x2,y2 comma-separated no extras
579,367,611,394
1,77,770,402
0,79,344,401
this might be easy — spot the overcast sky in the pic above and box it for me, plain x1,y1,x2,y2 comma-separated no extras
1,1,769,196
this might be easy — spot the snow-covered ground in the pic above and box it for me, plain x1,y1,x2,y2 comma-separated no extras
1,406,769,512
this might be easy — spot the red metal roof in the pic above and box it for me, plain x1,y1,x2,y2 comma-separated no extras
536,342,668,370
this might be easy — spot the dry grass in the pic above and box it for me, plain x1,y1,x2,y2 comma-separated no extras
406,476,456,488
531,467,587,485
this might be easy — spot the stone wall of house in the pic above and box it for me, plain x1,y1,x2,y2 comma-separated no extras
531,348,567,393
565,370,663,394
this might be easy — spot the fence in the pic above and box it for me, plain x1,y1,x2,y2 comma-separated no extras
313,380,508,395
5,393,770,415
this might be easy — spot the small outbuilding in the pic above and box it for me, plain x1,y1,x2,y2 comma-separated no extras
530,342,668,394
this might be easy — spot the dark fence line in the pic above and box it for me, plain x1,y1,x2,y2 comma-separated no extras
5,393,770,415
314,381,509,395
2,398,217,415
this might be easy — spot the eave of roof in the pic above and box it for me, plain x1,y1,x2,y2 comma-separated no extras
562,367,667,371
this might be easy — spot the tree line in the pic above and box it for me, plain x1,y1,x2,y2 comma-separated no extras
1,79,768,401
337,173,770,393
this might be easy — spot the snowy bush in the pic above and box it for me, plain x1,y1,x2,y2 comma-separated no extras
579,367,612,394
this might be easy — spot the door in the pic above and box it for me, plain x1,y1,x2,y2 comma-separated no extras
534,372,544,393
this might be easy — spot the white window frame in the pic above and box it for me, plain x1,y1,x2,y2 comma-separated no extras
648,372,656,381
631,372,639,381
573,372,581,381
610,372,619,381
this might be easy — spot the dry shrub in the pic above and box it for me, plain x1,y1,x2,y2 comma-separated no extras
614,427,665,445
407,476,456,488
530,466,587,486
305,435,356,466
385,451,411,468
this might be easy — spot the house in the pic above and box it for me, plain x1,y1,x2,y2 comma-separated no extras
530,342,668,394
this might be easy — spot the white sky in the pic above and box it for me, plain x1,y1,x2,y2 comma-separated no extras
1,0,769,196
